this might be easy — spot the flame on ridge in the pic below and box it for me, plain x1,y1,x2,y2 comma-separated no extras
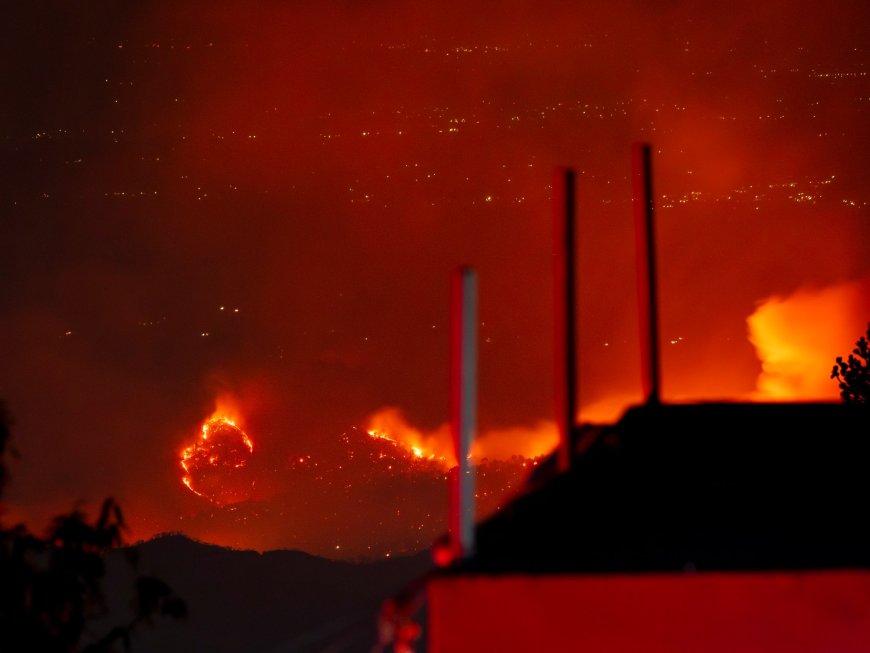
364,407,558,466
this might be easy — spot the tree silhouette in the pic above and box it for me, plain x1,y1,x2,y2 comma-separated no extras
0,401,186,652
831,323,870,404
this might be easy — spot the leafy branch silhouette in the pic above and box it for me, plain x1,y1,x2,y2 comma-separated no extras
0,401,186,652
831,323,870,404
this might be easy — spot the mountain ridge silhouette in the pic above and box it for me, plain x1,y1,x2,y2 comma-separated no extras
99,532,431,653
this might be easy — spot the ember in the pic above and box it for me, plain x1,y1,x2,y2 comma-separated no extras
180,416,255,505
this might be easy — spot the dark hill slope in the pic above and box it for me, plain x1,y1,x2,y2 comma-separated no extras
102,534,431,653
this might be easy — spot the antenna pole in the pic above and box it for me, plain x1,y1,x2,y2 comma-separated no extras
553,168,577,471
449,266,477,559
632,143,661,404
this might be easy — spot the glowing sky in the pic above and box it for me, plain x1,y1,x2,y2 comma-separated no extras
1,0,868,555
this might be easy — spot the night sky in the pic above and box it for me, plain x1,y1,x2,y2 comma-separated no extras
2,1,868,557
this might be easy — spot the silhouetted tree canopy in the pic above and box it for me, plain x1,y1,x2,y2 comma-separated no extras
831,323,870,404
0,401,186,652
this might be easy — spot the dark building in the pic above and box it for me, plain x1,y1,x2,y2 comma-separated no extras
379,146,870,652
422,401,870,652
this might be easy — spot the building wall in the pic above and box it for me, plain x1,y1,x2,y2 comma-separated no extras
428,570,870,652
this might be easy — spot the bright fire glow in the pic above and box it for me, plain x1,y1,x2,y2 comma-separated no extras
366,424,449,466
365,406,558,466
747,279,870,400
180,414,255,505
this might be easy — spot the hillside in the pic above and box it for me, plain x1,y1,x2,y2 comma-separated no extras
173,427,540,557
99,534,431,653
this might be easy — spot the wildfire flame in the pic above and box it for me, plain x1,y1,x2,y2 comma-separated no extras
364,407,558,466
366,407,452,463
366,427,448,464
180,414,255,504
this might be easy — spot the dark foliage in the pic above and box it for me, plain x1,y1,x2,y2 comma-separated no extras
0,401,186,652
831,323,870,404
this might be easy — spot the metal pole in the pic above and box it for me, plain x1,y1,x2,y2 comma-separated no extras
553,168,576,471
449,266,477,559
632,143,661,404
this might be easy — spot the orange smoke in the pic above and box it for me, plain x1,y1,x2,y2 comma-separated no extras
578,393,639,424
208,393,246,427
364,407,557,465
747,279,870,400
470,422,558,461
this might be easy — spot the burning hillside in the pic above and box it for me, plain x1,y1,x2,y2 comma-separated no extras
175,423,542,558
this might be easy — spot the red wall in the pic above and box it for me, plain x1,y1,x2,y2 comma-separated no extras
428,571,870,652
